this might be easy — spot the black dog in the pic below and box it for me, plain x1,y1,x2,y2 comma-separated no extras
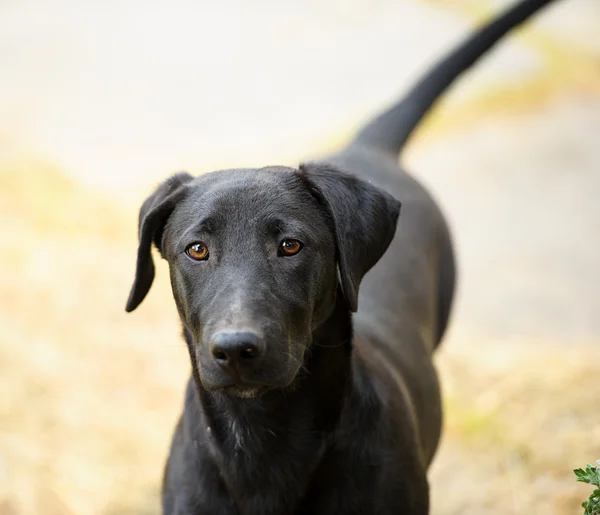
126,1,557,513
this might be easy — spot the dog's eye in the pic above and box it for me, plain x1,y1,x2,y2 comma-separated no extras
279,239,303,257
186,242,209,261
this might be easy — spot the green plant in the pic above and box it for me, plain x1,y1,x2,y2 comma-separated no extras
574,461,600,515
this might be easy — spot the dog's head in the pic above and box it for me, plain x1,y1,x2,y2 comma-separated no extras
126,164,400,397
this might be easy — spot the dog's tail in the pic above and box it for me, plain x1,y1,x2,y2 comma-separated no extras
350,0,557,157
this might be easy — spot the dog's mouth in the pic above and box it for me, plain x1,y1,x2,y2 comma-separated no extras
198,356,305,397
224,384,272,399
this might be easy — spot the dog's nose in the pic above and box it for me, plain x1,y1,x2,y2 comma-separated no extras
210,331,264,369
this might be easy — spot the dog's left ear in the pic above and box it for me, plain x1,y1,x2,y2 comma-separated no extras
299,162,401,312
125,172,194,313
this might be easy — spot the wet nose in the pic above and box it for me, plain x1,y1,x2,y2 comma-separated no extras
210,331,264,370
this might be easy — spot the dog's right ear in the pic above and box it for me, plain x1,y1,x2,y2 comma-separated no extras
125,172,194,313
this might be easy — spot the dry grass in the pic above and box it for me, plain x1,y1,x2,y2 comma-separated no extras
1,160,598,514
431,335,600,514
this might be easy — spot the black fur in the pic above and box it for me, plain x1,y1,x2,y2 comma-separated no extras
125,1,558,513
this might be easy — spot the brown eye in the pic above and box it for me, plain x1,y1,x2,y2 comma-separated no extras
186,242,209,261
279,239,303,257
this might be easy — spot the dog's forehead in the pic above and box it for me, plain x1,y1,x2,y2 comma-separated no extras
181,166,315,218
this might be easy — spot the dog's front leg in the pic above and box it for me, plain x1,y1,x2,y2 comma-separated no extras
162,414,239,515
300,483,429,515
162,456,239,515
298,447,430,515
163,456,239,515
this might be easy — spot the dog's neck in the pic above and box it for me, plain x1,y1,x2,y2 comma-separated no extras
186,297,354,509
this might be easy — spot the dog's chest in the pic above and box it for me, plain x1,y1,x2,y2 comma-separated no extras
209,421,326,515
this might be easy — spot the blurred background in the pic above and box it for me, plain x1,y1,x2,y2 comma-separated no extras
1,0,599,513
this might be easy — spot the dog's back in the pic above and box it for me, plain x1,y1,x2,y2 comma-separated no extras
324,0,557,465
333,0,558,343
331,144,452,464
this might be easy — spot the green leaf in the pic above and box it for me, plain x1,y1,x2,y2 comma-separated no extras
574,461,600,514
573,469,586,480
